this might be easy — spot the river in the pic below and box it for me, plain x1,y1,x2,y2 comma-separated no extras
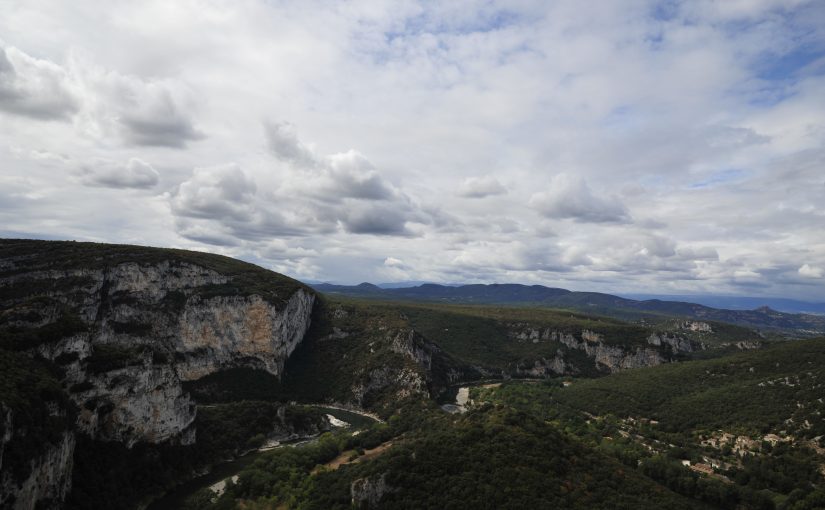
145,406,377,510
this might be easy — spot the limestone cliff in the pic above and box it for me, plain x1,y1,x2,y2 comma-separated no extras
348,329,434,408
508,326,681,376
559,331,666,373
351,472,395,508
0,240,315,508
1,432,74,510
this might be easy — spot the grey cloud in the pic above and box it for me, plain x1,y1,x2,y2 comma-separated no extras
266,122,395,201
118,89,204,148
456,176,507,198
79,158,159,189
583,233,720,277
342,205,412,236
120,115,203,148
529,175,631,223
265,121,317,167
262,121,431,236
173,219,241,247
0,45,202,147
170,166,310,244
0,47,78,120
326,151,394,200
641,234,677,258
171,164,257,221
169,158,424,243
451,240,571,274
677,246,719,261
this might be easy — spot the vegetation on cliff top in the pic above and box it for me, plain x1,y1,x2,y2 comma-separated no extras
0,239,309,309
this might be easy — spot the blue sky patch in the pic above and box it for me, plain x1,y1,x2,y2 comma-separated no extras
689,169,748,189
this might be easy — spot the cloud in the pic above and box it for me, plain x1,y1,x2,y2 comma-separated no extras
677,246,719,261
451,240,569,274
529,174,631,223
0,46,78,120
325,151,395,200
78,158,159,189
2,1,825,299
342,203,413,236
384,257,406,268
171,164,257,221
169,123,433,242
0,44,203,148
112,83,204,148
265,123,396,202
456,176,507,198
799,264,824,278
265,121,317,167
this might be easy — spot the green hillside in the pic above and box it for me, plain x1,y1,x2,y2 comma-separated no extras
472,338,825,509
187,402,709,510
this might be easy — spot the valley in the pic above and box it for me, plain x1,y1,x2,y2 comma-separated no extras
0,240,822,509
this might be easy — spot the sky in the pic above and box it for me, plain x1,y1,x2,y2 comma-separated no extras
1,0,824,300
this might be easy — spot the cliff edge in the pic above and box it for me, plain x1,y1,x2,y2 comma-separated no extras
0,239,314,509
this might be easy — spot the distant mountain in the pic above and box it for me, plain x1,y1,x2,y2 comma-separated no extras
621,293,825,315
311,282,825,336
376,280,455,289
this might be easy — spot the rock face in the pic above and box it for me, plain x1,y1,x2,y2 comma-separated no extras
3,262,313,446
647,332,697,353
347,329,434,407
176,291,314,380
515,355,570,377
352,365,429,405
508,326,689,375
72,361,197,447
0,241,315,508
558,332,667,373
1,432,75,510
351,473,395,508
680,321,713,333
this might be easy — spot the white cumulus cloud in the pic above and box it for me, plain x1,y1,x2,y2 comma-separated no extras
799,264,824,278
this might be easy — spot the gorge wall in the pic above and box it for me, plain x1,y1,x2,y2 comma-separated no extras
0,240,314,509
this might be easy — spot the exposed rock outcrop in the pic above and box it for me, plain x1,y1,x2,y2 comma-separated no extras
73,360,196,447
515,355,570,377
559,333,666,372
351,366,429,405
680,321,713,333
508,325,682,374
0,396,75,510
390,329,433,370
647,332,697,353
175,290,314,380
1,432,75,510
0,242,316,508
2,262,314,447
351,472,396,508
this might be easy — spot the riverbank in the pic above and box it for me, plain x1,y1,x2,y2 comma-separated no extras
144,406,379,509
305,403,384,423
